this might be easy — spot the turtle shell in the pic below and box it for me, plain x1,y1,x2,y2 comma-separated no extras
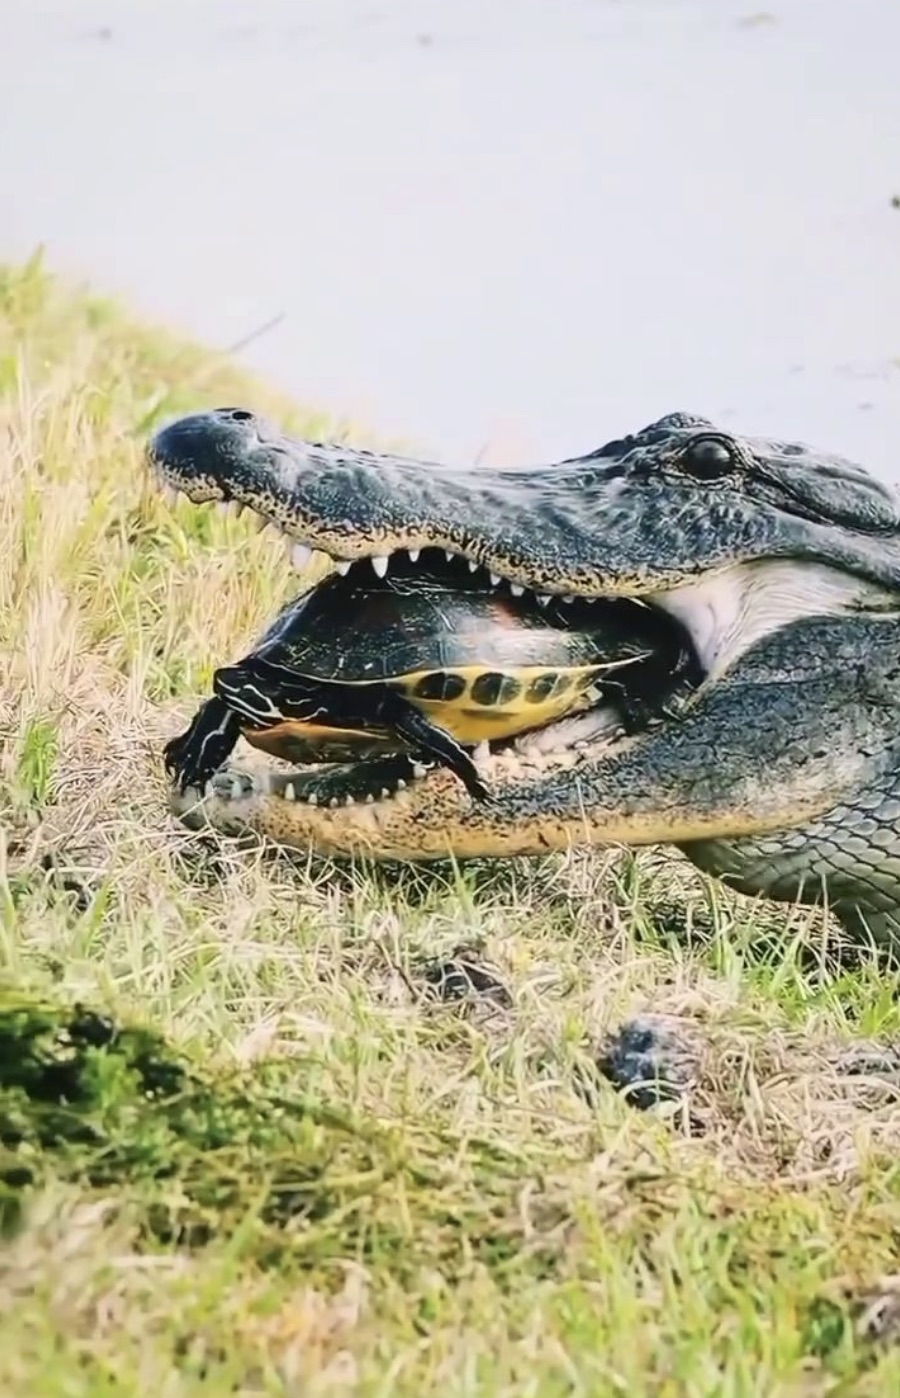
213,555,689,759
251,562,641,678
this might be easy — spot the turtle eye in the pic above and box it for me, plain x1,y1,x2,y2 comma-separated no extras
677,434,738,480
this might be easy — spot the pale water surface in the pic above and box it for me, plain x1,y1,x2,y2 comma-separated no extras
1,0,899,478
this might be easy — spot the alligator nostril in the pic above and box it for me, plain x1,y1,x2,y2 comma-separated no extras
219,408,254,423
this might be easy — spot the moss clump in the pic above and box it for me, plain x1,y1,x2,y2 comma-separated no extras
0,990,547,1277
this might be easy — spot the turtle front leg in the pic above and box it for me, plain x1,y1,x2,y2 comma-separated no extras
380,694,490,802
163,697,242,793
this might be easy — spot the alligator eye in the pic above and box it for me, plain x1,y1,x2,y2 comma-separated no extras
678,434,737,479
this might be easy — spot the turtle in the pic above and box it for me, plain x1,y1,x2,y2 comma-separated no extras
164,551,697,801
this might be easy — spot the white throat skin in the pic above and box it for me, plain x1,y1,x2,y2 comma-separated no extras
649,560,896,680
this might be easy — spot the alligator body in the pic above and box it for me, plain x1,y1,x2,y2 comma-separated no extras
148,408,900,948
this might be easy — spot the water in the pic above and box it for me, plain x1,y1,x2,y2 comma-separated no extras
1,0,899,477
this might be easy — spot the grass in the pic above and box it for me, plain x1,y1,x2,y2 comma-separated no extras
2,251,900,1394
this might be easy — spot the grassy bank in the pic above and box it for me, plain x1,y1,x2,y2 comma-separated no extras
2,253,900,1395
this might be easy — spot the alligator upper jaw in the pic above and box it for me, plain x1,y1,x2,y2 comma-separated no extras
147,406,900,611
147,404,667,603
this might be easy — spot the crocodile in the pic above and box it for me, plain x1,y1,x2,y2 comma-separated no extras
147,407,900,949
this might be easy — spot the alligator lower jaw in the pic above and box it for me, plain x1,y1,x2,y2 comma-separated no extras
169,700,633,854
167,711,640,861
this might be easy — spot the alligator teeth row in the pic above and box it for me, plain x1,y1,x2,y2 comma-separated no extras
280,760,431,804
207,759,434,808
160,478,587,605
204,731,594,810
296,539,583,606
281,777,414,807
199,713,619,812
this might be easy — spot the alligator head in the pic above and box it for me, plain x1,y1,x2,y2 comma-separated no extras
148,408,900,947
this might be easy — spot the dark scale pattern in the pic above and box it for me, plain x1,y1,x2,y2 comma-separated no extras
525,672,570,703
411,671,467,702
470,672,523,707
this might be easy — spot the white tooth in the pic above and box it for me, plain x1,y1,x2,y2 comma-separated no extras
371,555,389,578
307,792,318,806
380,787,391,799
329,796,339,808
468,558,479,573
229,777,243,799
510,583,524,597
345,794,355,806
489,572,501,587
443,549,456,562
291,542,314,570
396,778,407,791
408,548,421,563
284,782,296,801
335,561,352,576
562,595,574,604
473,741,490,762
412,763,427,779
365,793,375,804
536,594,550,607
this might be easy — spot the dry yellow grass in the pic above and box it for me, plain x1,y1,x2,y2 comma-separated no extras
3,253,900,1395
